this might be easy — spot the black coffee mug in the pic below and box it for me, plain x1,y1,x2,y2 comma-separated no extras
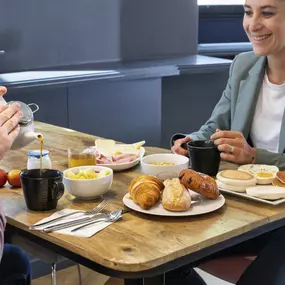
20,169,64,211
187,140,221,176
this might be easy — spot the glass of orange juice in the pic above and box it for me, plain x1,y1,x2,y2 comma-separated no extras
68,147,96,168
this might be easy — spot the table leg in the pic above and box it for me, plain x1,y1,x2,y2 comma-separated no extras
51,263,57,285
124,274,165,285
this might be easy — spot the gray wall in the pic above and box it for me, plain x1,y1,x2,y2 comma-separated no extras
0,0,198,73
120,0,198,60
161,70,229,147
0,0,121,73
6,68,230,148
68,78,162,146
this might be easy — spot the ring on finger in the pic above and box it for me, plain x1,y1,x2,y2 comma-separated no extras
230,145,235,153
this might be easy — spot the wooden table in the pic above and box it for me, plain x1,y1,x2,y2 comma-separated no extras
1,122,285,285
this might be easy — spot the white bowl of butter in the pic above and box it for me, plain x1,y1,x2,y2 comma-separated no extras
141,153,189,180
238,164,279,185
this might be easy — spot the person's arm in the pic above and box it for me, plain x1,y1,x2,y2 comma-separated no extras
170,55,238,149
0,203,6,260
186,57,238,140
255,149,285,170
0,86,22,260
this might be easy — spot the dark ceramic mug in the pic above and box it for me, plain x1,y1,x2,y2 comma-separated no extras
20,169,64,211
187,140,221,176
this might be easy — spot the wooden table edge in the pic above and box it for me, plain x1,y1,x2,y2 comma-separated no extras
7,213,285,277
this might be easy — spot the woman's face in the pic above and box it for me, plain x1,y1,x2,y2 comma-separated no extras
243,0,285,56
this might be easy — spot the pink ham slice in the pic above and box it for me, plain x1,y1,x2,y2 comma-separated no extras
96,152,139,164
112,153,139,164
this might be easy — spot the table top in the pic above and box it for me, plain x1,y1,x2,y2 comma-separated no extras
1,122,285,275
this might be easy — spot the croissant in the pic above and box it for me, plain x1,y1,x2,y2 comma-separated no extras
162,178,191,211
128,175,164,209
179,169,219,199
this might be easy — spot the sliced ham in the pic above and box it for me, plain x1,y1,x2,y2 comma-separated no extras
84,147,140,165
112,154,139,164
96,153,139,164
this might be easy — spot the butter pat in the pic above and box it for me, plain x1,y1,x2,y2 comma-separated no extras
95,139,145,156
95,139,116,157
246,186,285,200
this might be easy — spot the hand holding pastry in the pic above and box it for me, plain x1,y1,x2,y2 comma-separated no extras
162,178,191,212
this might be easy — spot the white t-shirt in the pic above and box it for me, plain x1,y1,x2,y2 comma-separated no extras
250,73,285,153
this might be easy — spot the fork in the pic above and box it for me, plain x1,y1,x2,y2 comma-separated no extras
29,199,110,229
43,210,122,233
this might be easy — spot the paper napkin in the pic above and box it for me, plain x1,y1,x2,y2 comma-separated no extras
32,209,113,238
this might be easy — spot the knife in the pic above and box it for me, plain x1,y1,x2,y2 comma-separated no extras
42,209,130,233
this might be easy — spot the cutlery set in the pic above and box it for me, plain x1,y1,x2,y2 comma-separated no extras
30,199,127,233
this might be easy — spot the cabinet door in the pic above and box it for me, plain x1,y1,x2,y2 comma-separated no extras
68,79,162,146
6,87,68,128
0,0,120,73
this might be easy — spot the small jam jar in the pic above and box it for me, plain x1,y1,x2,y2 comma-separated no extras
27,150,52,170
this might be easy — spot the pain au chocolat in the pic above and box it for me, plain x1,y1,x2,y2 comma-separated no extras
179,169,219,199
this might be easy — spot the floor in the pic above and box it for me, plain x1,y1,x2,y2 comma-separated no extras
32,266,233,285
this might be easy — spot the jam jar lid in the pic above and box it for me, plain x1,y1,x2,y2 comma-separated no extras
6,101,35,125
28,150,49,158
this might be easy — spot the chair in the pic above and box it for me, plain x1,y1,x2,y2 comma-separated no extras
9,233,66,285
198,255,256,284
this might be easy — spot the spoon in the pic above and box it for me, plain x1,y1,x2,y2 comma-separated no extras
71,209,122,232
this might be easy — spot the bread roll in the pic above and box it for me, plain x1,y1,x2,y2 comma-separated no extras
178,169,219,199
272,178,285,188
277,171,285,184
128,175,164,209
216,180,247,193
162,178,191,211
217,170,256,187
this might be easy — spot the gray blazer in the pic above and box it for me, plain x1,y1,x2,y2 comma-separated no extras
171,51,285,170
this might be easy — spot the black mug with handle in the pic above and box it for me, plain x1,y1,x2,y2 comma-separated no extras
187,140,221,176
20,169,64,211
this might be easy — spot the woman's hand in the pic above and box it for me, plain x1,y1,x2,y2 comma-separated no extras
171,136,191,156
0,86,7,97
210,130,256,165
0,86,23,160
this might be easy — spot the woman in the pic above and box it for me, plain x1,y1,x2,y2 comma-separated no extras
170,0,285,284
172,0,285,169
0,86,31,285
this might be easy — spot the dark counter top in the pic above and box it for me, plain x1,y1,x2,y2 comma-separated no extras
198,42,252,57
0,55,231,89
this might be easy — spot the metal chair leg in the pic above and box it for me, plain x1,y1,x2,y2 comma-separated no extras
51,263,57,285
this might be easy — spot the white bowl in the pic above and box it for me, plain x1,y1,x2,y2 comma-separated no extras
238,164,279,185
63,165,113,200
141,153,189,180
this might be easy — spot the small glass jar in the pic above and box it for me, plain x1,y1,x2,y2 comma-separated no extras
27,150,52,170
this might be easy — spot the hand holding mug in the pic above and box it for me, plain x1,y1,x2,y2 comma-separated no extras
210,129,256,165
171,136,191,156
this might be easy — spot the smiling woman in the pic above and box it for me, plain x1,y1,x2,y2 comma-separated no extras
172,0,285,169
170,0,285,284
243,0,285,58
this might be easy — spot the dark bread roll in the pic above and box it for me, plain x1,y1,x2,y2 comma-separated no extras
178,169,219,199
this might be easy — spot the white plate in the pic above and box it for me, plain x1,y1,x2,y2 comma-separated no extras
218,186,285,205
123,191,225,217
98,147,145,171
